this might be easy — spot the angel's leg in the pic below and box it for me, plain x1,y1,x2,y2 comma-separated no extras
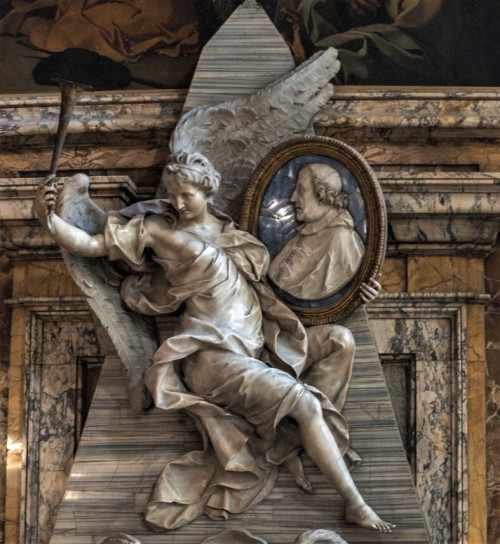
289,391,395,534
284,454,312,493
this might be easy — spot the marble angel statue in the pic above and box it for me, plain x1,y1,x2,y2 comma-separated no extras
35,48,393,534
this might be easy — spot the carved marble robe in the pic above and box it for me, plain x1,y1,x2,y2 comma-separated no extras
103,204,355,530
268,208,364,300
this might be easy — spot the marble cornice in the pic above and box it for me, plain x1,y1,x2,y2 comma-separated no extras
379,171,500,255
375,292,491,304
0,90,185,146
5,296,92,321
1,171,499,258
5,296,86,309
319,88,500,133
0,176,152,257
0,88,498,144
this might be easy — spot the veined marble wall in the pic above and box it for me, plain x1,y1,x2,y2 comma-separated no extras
485,241,500,539
368,296,476,543
0,254,11,539
16,298,100,543
0,89,498,544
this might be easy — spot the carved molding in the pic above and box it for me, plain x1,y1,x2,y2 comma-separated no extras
367,297,469,544
0,91,184,144
7,297,100,544
2,173,499,259
0,176,152,257
1,89,499,143
379,172,500,255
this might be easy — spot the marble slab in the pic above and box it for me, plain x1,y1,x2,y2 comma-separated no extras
1,88,499,179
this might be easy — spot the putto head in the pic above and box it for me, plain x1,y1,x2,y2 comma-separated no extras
163,152,221,201
305,163,348,210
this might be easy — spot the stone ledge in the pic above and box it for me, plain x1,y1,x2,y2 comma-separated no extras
0,176,153,256
321,89,500,131
379,172,500,251
0,89,498,142
2,172,499,256
375,292,491,304
0,91,184,135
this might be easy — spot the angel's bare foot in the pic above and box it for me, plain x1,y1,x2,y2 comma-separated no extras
345,502,395,533
284,455,313,494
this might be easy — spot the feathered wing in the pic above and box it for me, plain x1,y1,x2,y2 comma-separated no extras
169,48,341,219
57,174,158,413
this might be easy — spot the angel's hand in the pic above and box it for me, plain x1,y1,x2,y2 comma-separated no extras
35,174,58,233
360,278,381,304
341,0,382,17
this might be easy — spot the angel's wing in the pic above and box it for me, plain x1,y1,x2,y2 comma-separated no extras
169,48,340,219
57,174,158,413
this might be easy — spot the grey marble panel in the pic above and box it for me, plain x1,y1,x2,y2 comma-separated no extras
17,298,100,544
367,296,470,544
0,253,11,543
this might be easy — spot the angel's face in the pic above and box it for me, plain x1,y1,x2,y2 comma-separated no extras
165,179,208,224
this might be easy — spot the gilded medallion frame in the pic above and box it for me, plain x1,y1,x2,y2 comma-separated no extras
241,136,387,325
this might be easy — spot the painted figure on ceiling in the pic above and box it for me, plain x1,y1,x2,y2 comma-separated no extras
274,0,492,85
0,0,494,86
0,0,201,61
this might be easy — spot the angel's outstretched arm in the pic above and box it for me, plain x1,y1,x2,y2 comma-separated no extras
36,175,108,258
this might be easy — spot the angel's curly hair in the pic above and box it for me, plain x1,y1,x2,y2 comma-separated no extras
163,152,221,200
304,163,348,210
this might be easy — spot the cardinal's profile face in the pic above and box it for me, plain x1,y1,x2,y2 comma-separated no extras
290,167,330,223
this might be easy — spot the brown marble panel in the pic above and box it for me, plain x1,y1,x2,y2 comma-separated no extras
0,255,11,542
313,137,500,172
407,256,484,294
467,305,487,544
12,261,80,299
5,307,26,543
0,362,7,543
0,145,169,178
380,257,407,293
485,242,500,544
320,90,500,131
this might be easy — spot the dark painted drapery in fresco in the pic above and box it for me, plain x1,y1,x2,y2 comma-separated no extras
0,0,498,92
